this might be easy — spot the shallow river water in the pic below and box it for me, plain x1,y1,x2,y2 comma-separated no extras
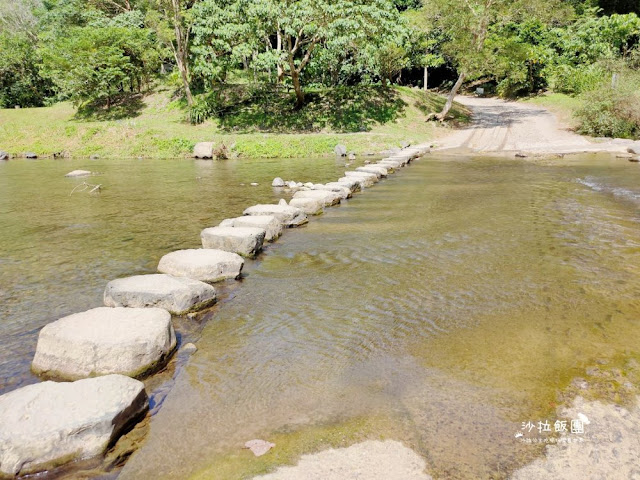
2,153,640,479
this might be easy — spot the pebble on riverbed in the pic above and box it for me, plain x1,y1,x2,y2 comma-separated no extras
245,439,275,457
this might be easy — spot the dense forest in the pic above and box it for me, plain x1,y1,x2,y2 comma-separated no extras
1,0,639,137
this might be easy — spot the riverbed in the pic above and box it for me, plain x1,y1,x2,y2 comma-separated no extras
2,153,640,479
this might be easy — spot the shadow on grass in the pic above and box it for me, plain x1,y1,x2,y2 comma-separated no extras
75,93,145,121
209,85,407,133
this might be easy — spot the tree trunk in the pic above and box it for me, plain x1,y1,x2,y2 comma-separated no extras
423,66,428,91
276,30,284,83
291,70,304,108
176,56,193,107
437,71,465,121
171,0,193,107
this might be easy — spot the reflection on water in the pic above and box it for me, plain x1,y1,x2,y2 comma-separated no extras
113,154,640,479
2,154,640,479
0,156,348,393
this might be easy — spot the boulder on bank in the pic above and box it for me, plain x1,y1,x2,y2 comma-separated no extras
104,274,217,314
243,204,308,227
25,152,38,159
272,177,285,187
0,375,148,477
334,144,347,156
627,143,640,155
158,248,244,282
193,142,215,159
65,170,92,178
293,189,342,207
32,307,176,380
289,197,324,215
0,151,8,160
201,226,266,258
219,215,283,242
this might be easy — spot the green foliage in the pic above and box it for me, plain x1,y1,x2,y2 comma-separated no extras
39,25,159,109
575,70,640,138
547,63,605,94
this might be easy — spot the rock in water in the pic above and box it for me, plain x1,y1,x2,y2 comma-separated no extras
272,177,285,187
158,249,244,282
65,170,92,177
243,204,308,227
193,142,215,159
629,156,640,163
218,215,283,242
245,439,275,457
104,274,217,314
201,226,266,258
25,152,37,159
348,153,356,161
292,189,342,207
356,165,388,178
32,307,176,380
0,151,8,160
334,144,347,157
0,375,148,477
289,197,324,215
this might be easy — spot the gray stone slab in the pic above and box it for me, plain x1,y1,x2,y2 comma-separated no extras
158,248,244,282
218,215,283,242
201,226,265,258
243,204,308,227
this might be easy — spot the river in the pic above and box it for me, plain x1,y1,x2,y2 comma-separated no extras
1,153,640,479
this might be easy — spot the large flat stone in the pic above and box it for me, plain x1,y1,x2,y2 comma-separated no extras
201,226,265,258
335,178,361,192
377,160,401,169
289,197,324,215
356,165,388,177
292,190,342,206
193,142,215,159
243,204,308,227
218,215,283,242
158,248,244,282
0,375,148,477
103,274,216,314
338,175,373,189
32,307,176,380
314,183,352,199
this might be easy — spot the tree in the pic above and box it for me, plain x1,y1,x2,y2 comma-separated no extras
425,0,572,119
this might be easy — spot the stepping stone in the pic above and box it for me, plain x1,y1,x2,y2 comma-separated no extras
0,375,148,477
378,160,401,169
338,175,373,189
243,204,308,227
32,307,176,380
219,215,283,242
312,183,352,199
382,156,408,166
356,165,388,178
335,178,361,193
345,171,379,184
158,249,244,282
104,273,217,314
292,190,342,207
201,226,265,258
289,197,324,215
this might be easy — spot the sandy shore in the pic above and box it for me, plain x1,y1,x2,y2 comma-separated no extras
435,96,639,156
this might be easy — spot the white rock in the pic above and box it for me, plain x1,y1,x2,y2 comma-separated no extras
356,165,388,178
32,307,175,380
65,170,92,177
303,182,314,188
338,175,373,189
201,226,265,258
193,142,215,159
0,375,148,477
250,182,259,187
181,342,197,354
245,439,276,457
243,204,308,227
289,197,324,215
345,171,379,183
219,215,283,242
272,177,285,187
286,181,298,188
377,160,401,169
312,183,352,199
158,249,244,282
278,199,288,206
103,274,216,314
292,189,342,207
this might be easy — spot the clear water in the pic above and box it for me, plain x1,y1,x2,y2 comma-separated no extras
2,154,640,479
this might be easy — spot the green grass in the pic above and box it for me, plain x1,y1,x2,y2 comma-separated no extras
522,92,584,130
0,86,470,159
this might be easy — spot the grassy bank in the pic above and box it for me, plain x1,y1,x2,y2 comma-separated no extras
0,86,470,159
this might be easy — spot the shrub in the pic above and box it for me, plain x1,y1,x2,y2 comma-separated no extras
548,63,605,94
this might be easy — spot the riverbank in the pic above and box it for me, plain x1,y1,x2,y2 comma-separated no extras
0,87,469,159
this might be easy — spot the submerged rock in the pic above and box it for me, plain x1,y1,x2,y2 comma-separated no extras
32,307,176,380
0,375,148,477
65,169,92,177
104,274,216,314
158,248,244,283
219,215,283,242
201,226,266,258
243,204,308,227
